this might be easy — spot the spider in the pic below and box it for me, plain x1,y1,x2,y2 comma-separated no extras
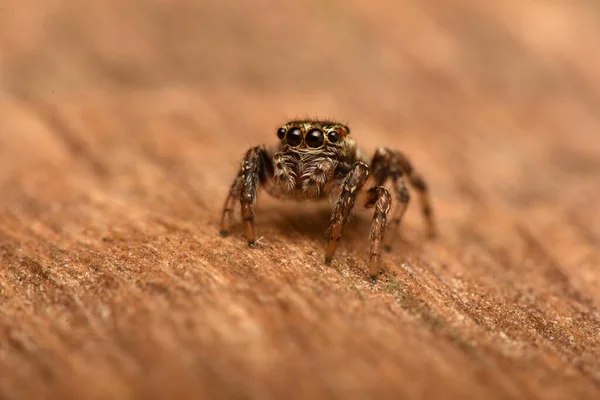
219,119,436,278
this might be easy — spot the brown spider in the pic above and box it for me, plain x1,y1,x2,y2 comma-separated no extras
220,119,436,278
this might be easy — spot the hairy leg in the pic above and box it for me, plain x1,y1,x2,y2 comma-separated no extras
325,161,370,264
220,170,243,236
392,150,436,238
370,148,437,252
370,148,409,251
384,176,410,251
364,186,392,277
220,146,271,246
406,170,436,238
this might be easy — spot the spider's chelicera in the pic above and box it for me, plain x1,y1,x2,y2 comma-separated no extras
220,119,436,278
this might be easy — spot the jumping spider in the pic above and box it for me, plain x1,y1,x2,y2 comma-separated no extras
220,119,436,278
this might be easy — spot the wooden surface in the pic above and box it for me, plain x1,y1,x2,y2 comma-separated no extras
1,1,600,399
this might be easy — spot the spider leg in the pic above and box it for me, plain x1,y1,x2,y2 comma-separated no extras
220,170,243,236
370,148,437,251
384,176,410,251
407,170,436,239
364,186,392,277
370,148,409,251
220,146,272,246
325,161,369,264
393,151,436,239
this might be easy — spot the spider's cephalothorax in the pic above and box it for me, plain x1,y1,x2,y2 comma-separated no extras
220,120,436,278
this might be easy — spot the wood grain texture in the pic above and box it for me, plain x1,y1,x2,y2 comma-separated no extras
1,1,599,399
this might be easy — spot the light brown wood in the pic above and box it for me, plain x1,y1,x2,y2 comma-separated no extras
1,1,599,399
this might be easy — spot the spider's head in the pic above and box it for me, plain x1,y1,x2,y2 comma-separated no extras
276,120,351,153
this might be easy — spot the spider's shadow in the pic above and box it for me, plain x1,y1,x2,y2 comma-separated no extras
251,200,396,247
269,206,337,240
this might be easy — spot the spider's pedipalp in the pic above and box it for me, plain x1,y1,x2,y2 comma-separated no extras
301,158,337,197
271,152,296,194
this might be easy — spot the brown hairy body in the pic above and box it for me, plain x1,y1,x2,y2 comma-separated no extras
220,119,436,278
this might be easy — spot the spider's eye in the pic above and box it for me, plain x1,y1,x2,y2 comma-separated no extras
305,129,324,148
277,127,286,139
327,131,339,143
286,128,303,147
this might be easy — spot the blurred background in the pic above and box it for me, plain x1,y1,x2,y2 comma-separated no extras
1,0,599,214
1,1,600,399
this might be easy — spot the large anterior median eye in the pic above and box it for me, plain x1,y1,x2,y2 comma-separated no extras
286,128,303,147
305,129,324,148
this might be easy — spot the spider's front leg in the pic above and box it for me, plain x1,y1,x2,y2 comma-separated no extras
220,146,272,246
364,186,392,277
325,161,370,264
